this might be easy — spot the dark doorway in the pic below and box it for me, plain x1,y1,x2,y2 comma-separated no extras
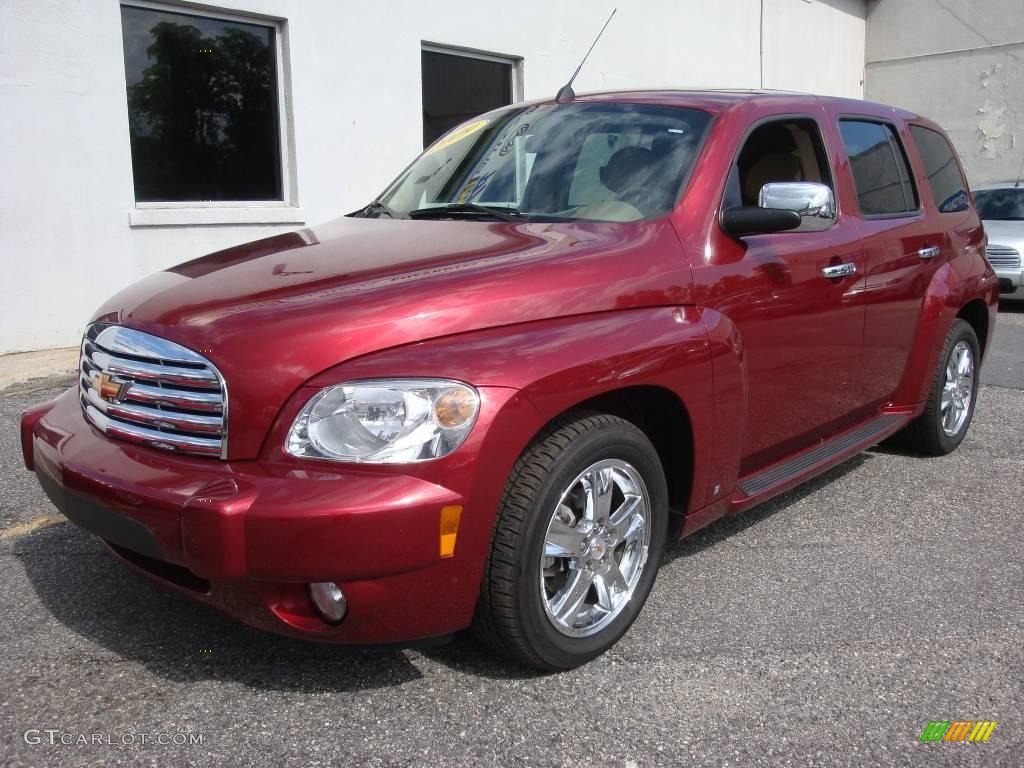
421,49,513,148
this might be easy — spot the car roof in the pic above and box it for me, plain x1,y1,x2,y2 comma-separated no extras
974,181,1024,190
506,88,922,120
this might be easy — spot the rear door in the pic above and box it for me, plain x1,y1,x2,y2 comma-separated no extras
831,115,945,408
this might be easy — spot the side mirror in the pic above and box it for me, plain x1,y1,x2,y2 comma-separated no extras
721,181,836,238
759,181,836,220
721,206,801,237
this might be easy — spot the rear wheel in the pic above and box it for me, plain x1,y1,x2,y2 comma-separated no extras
902,319,980,455
473,413,668,670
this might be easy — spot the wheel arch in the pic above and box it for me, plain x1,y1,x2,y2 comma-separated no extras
956,298,990,359
533,385,695,540
313,306,718,542
890,263,992,407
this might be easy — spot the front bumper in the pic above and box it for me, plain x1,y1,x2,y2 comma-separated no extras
994,265,1024,293
22,388,529,643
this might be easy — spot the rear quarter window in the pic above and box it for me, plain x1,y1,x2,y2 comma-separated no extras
909,125,970,213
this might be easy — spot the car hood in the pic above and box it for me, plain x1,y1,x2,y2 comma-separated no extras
982,219,1024,248
93,216,693,458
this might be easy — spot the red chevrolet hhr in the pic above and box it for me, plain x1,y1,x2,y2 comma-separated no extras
22,91,998,669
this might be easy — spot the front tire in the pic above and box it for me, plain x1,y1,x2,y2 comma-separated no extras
902,318,980,455
473,413,668,671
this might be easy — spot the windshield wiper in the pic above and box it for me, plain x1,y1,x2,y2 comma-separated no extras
407,203,523,222
353,200,405,219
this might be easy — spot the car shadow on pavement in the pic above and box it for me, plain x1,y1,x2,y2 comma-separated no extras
662,453,869,564
12,452,876,688
421,454,877,679
12,527,426,693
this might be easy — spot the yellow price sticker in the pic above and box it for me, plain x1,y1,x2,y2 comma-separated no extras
424,119,489,155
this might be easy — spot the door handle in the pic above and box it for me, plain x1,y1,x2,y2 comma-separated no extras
821,262,857,279
918,246,940,260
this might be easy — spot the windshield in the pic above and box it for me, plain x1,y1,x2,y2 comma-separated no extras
371,102,711,222
974,188,1024,220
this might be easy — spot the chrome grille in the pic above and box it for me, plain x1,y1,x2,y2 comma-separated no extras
986,244,1021,269
79,324,227,458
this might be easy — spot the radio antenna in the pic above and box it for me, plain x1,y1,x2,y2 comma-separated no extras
1015,156,1024,188
555,8,617,104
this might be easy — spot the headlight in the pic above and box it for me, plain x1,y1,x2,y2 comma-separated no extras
285,379,479,463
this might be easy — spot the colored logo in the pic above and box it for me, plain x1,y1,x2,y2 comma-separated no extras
920,720,996,742
938,189,968,213
89,372,130,403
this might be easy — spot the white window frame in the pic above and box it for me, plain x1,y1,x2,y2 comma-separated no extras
421,42,525,104
121,1,303,227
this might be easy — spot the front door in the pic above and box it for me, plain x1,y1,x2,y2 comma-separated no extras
704,116,867,472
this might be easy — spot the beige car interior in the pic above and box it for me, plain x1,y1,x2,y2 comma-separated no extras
740,121,829,206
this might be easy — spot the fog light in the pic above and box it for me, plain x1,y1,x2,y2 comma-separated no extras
309,582,347,623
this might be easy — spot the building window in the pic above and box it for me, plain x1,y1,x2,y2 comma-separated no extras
421,45,520,148
120,3,285,205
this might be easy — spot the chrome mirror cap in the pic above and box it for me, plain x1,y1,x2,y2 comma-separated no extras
759,181,836,220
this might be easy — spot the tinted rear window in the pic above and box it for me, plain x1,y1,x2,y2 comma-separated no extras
909,125,969,213
974,188,1024,220
839,120,918,216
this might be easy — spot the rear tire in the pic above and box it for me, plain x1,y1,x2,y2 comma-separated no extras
473,413,668,671
902,319,980,455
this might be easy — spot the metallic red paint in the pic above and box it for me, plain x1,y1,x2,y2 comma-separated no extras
22,91,997,645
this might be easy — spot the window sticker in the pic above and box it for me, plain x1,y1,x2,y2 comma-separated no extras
425,119,490,156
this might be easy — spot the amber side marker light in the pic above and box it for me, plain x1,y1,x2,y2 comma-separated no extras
440,505,463,558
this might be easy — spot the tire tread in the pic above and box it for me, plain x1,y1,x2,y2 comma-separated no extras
472,412,641,669
902,318,977,455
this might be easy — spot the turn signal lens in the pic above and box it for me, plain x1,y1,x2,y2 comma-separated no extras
434,388,477,428
440,505,463,558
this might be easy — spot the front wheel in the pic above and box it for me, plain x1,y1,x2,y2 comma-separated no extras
902,318,981,455
473,413,669,670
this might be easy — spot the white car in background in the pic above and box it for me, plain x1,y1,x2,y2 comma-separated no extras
974,181,1024,298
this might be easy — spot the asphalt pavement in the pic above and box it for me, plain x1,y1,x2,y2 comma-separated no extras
1,304,1021,767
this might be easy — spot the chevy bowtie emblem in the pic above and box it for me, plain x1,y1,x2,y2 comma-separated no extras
90,372,130,403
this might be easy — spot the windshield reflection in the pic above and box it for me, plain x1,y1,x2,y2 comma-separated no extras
368,102,710,223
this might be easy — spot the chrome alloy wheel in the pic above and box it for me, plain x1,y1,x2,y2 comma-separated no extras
941,340,975,437
539,459,652,638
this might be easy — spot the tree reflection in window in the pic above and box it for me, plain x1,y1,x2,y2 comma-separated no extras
121,6,282,202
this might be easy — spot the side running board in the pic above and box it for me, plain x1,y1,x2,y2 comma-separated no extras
737,413,906,498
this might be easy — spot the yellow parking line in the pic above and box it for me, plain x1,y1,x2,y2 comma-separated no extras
0,513,66,540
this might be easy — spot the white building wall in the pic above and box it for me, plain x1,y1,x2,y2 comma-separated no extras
864,0,1024,185
1,0,865,353
764,0,866,97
